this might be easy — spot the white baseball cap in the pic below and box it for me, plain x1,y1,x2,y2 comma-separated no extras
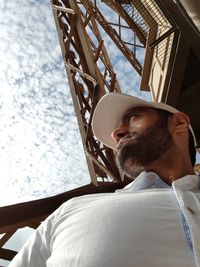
92,92,197,150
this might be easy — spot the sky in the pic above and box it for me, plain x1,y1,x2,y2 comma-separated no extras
1,0,198,266
0,0,92,206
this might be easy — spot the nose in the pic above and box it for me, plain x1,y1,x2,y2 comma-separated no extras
111,126,129,143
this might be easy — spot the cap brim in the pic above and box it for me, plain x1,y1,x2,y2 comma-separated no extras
92,93,196,149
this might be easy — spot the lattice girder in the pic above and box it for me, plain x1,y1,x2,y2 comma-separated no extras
52,0,125,184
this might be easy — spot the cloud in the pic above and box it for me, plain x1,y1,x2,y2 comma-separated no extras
0,0,90,206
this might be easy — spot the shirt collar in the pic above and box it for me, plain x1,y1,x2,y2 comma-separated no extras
172,174,200,191
116,171,171,193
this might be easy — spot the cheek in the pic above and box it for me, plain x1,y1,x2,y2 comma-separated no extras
129,121,147,133
129,117,159,133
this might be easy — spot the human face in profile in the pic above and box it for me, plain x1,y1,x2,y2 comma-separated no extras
112,107,172,179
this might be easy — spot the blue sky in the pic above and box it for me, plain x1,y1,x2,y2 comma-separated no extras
0,0,92,206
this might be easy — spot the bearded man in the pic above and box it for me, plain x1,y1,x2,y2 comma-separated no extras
92,93,197,184
9,93,200,267
92,92,199,266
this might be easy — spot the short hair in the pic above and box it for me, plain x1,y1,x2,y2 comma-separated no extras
155,109,196,166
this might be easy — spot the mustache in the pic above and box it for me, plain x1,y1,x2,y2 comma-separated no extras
116,133,139,150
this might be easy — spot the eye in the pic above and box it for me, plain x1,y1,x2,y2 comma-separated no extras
121,108,146,125
124,112,139,124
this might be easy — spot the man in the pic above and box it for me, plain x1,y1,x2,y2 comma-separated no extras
9,93,200,267
92,92,197,183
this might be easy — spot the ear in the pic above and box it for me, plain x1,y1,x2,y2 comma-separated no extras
168,112,190,134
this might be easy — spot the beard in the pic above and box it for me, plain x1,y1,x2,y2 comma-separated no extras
115,120,172,179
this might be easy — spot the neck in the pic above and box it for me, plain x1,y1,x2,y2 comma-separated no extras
146,148,195,185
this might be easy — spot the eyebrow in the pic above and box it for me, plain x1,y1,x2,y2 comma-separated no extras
122,107,151,121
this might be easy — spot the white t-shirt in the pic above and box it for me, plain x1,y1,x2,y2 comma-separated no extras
9,188,196,267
